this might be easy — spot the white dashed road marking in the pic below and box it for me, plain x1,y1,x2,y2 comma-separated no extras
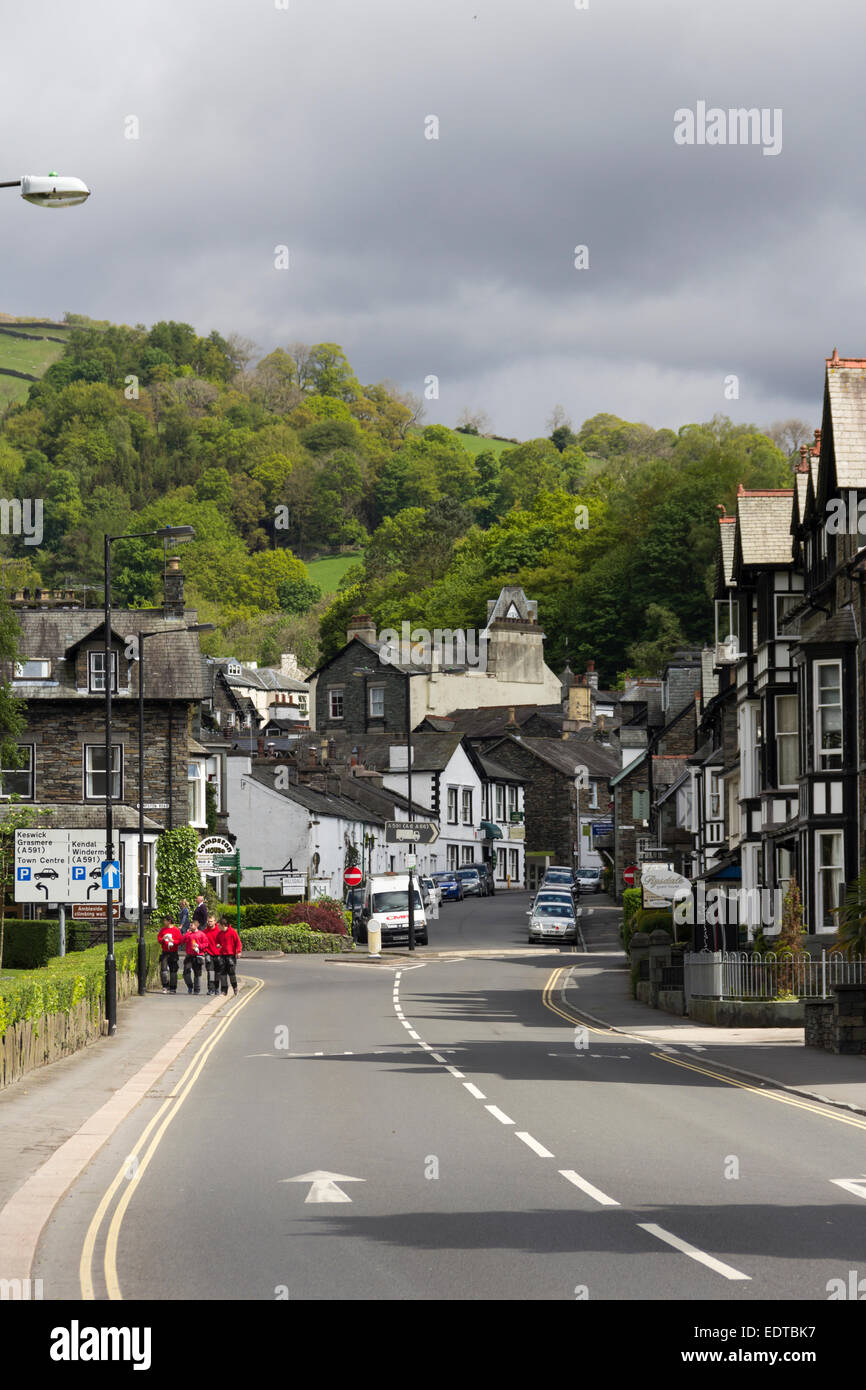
515,1132,554,1158
559,1169,619,1206
638,1223,751,1281
486,1105,514,1125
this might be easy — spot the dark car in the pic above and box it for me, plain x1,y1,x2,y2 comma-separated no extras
34,868,59,880
456,867,484,897
467,861,495,896
432,871,464,901
542,868,579,901
344,885,366,937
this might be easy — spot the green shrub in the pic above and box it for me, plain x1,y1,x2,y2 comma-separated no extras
1,920,61,969
240,924,351,954
633,908,673,939
67,924,92,952
620,888,643,949
0,934,161,1036
243,903,284,929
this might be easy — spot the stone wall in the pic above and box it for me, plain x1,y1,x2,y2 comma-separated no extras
804,1000,834,1050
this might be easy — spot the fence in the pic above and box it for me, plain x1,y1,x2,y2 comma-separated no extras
684,951,866,1002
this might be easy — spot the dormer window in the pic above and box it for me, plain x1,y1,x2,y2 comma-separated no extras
14,659,49,680
227,660,242,677
89,650,118,693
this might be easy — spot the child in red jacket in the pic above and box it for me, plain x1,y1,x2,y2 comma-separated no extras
204,915,222,995
157,918,183,994
217,916,242,996
182,924,209,995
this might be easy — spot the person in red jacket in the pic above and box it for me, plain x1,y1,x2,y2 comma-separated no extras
204,914,223,996
217,916,242,996
182,923,209,995
157,917,183,994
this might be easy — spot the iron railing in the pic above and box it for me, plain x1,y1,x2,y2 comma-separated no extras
684,950,866,1001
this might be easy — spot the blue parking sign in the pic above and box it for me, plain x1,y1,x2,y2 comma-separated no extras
17,866,31,880
72,865,86,881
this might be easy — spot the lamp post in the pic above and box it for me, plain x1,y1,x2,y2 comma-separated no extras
103,524,195,1035
1,173,90,207
135,622,214,995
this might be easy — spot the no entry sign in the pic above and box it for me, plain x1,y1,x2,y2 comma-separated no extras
623,865,637,888
343,866,363,889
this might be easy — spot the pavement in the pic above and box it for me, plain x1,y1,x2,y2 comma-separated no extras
572,904,866,1116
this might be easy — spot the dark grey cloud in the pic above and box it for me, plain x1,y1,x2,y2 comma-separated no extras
3,0,863,437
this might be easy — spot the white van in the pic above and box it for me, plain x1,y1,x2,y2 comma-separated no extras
360,873,428,947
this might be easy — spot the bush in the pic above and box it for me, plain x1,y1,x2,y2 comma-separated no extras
243,903,284,929
68,924,91,952
633,908,673,939
0,935,160,1036
1,920,61,969
240,925,350,954
620,888,643,950
278,903,347,937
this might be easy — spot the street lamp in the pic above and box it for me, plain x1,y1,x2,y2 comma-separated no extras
0,173,90,207
103,524,196,1035
135,622,215,995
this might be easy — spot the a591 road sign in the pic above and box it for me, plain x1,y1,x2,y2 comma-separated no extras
385,821,439,845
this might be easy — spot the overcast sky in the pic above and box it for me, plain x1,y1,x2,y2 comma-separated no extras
3,0,863,439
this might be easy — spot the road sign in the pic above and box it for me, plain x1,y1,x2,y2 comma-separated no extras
385,820,439,845
623,864,637,888
14,829,111,904
280,1171,366,1204
280,873,306,896
591,821,614,838
72,902,120,920
343,866,363,888
101,860,121,890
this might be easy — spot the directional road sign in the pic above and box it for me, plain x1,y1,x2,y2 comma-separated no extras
385,821,439,845
101,860,121,890
14,829,111,904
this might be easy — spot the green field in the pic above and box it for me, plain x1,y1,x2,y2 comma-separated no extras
448,428,518,457
307,551,365,594
0,321,72,409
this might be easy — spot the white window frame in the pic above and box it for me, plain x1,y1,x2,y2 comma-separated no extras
814,660,843,770
14,659,49,680
495,784,505,821
88,650,117,693
461,789,472,825
368,685,385,719
775,693,798,788
328,687,345,720
84,743,122,799
775,592,801,639
708,770,721,819
447,787,458,824
188,760,207,827
0,744,34,800
817,829,844,929
447,844,459,870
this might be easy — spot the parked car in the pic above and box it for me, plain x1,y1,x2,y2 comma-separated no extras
575,867,603,893
357,873,428,946
531,889,576,915
421,875,442,910
456,866,484,897
344,884,366,936
431,871,464,901
541,867,580,902
527,900,578,944
469,861,496,896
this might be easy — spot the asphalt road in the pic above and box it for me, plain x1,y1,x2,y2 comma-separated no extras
33,892,866,1301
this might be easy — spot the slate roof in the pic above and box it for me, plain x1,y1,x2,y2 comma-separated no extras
826,359,866,487
214,659,309,694
477,754,524,784
430,705,562,738
11,611,205,701
492,734,619,780
718,516,737,585
797,605,859,646
346,731,475,774
734,490,795,568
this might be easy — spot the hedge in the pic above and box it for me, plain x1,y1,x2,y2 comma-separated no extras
1,920,99,969
620,888,643,950
633,908,674,938
0,934,161,1036
240,925,353,954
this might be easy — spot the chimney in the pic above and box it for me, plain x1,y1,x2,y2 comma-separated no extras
163,554,185,619
798,445,809,472
585,659,599,690
308,745,317,768
813,428,821,452
257,735,265,755
347,614,377,645
504,705,520,732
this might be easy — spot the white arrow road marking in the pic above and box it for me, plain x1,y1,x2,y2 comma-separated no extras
638,1223,751,1281
831,1177,866,1200
281,1171,366,1203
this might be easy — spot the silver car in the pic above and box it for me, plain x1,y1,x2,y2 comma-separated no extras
527,900,578,944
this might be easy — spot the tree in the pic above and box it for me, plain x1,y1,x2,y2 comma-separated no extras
833,868,866,958
155,826,204,922
456,406,490,435
277,576,322,615
765,418,813,459
775,874,806,996
627,605,687,676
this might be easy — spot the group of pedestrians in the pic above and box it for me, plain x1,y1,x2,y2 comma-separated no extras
156,893,243,998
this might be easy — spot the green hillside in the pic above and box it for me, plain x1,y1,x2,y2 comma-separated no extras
307,551,365,594
448,429,518,457
0,317,73,410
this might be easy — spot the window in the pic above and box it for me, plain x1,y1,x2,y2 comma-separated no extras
775,694,798,787
447,788,458,824
461,789,472,824
509,848,520,881
508,784,518,816
588,781,599,810
461,845,473,864
496,785,505,821
496,848,506,879
817,830,844,928
14,659,49,680
88,650,117,693
328,687,344,720
188,761,206,825
814,661,843,769
206,755,221,812
775,593,801,638
0,745,33,799
776,846,793,902
85,744,121,799
447,844,459,870
368,686,385,719
708,771,721,819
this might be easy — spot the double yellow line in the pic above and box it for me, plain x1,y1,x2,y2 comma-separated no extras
541,966,866,1132
80,976,264,1300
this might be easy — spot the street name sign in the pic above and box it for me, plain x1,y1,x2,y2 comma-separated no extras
385,821,439,845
